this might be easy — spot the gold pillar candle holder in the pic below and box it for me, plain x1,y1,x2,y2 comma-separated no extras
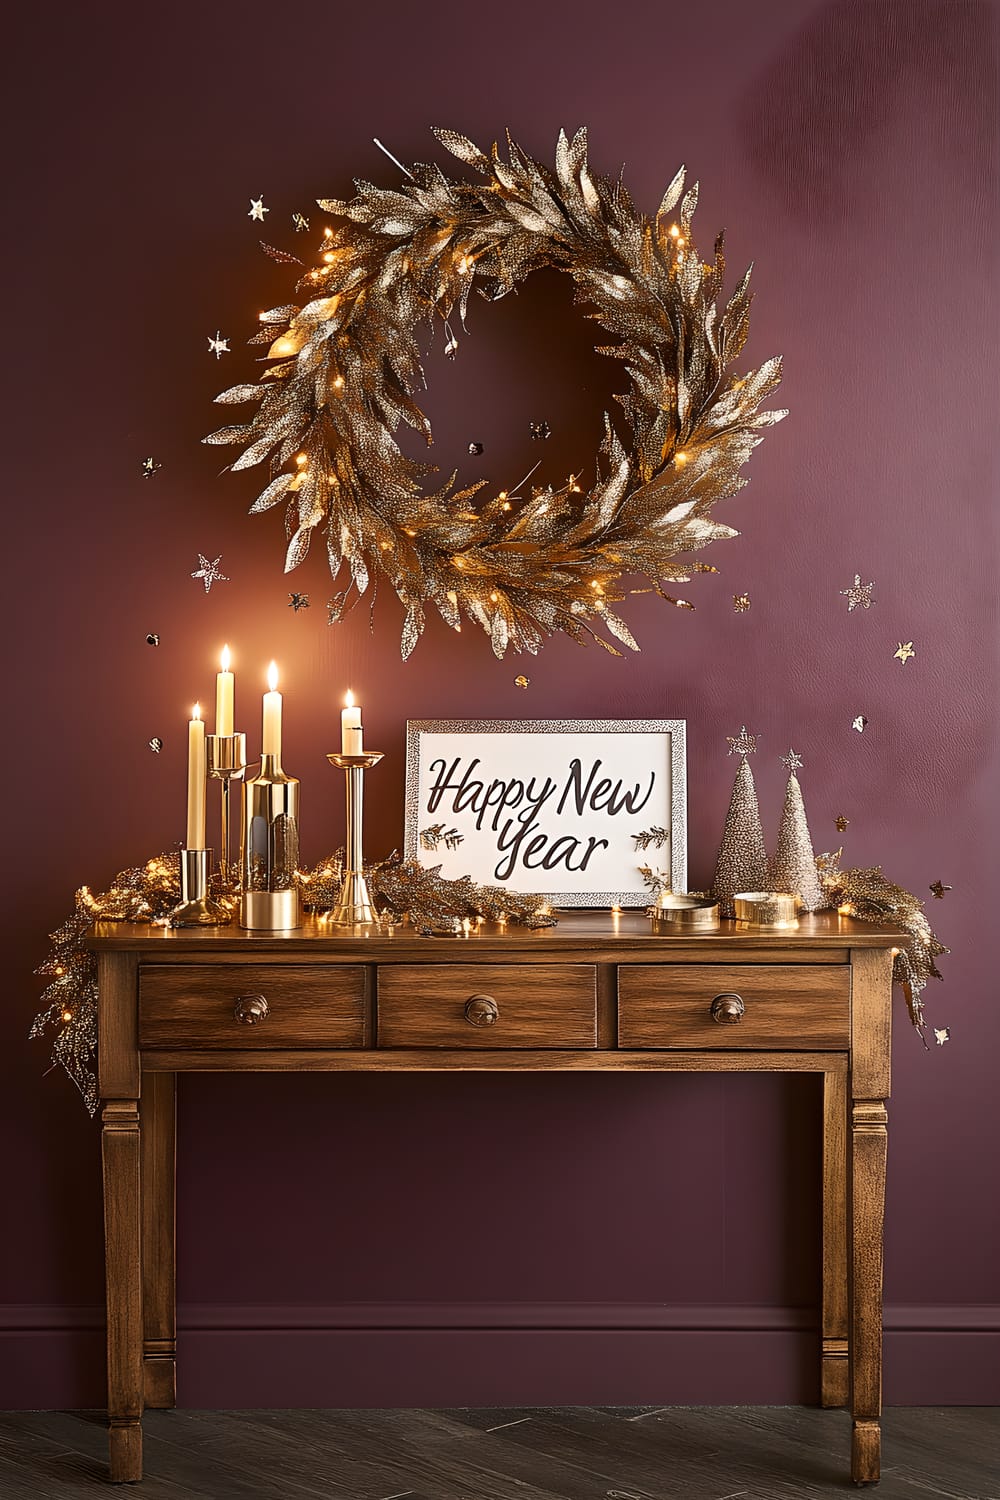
324,751,384,925
169,849,229,927
733,891,800,929
207,732,247,894
649,891,721,931
239,753,301,930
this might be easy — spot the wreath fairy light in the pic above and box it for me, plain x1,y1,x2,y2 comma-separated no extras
206,128,786,659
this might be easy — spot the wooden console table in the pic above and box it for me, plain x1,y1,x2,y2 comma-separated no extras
90,909,898,1485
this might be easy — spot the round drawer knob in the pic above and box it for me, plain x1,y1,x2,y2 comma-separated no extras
234,994,269,1025
464,994,500,1027
710,992,745,1024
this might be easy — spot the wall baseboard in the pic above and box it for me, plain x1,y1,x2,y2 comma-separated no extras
3,1303,998,1408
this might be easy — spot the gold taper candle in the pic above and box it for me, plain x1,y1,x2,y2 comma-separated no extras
216,643,234,736
261,660,282,759
341,690,363,754
186,703,206,848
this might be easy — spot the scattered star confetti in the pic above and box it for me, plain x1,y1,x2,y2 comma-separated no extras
727,725,758,756
514,674,530,689
835,815,850,833
530,420,552,440
468,441,484,456
733,593,751,612
780,747,803,772
929,880,952,899
148,737,163,753
933,1027,950,1046
146,633,160,647
841,573,875,611
191,554,229,593
140,456,161,479
248,195,269,222
894,641,915,664
288,592,310,611
852,715,868,733
292,212,309,232
207,331,230,359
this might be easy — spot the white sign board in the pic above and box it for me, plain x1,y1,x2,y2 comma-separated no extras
404,719,686,907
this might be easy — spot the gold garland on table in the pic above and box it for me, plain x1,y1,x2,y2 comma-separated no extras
817,852,948,1040
30,851,555,1114
206,127,786,659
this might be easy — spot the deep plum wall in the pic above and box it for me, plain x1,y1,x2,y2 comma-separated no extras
3,0,998,1407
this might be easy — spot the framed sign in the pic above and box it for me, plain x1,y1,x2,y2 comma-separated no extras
404,719,686,908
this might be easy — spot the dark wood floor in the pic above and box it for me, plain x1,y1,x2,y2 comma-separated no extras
1,1407,997,1499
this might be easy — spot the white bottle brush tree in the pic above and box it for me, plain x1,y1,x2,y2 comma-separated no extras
712,727,769,916
771,749,825,912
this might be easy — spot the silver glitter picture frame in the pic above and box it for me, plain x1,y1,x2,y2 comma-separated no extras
404,719,687,908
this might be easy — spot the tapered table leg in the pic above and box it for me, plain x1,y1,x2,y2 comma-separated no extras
849,1096,888,1484
821,1065,849,1407
141,1072,176,1408
102,1098,143,1482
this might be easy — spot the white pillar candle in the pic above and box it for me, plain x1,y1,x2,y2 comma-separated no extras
216,643,234,736
262,661,282,760
341,690,363,754
186,704,206,849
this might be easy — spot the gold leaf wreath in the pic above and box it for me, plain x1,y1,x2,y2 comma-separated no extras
206,128,787,659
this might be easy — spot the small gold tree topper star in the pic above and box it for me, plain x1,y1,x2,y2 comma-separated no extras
248,196,269,222
841,574,875,611
780,747,803,772
207,331,230,359
894,641,915,664
191,554,229,593
929,880,952,899
727,725,758,756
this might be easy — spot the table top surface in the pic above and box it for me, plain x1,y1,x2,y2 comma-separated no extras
88,908,904,956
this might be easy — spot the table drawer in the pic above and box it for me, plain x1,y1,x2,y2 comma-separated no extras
618,965,850,1049
139,965,367,1048
376,964,597,1047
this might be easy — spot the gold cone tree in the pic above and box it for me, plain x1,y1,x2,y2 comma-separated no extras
771,750,826,912
713,728,769,916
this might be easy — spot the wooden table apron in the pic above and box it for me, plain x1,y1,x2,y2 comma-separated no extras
90,910,898,1487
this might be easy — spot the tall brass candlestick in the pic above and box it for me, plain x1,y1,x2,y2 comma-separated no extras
240,753,301,930
324,751,384,925
207,732,247,894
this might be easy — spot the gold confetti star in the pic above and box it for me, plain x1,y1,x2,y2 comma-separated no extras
841,573,875,611
894,641,915,664
207,331,230,359
248,195,269,222
780,747,803,772
852,715,868,733
514,674,530,689
733,593,751,612
292,212,309,232
727,725,758,756
929,880,952,899
933,1027,950,1046
191,553,229,593
288,592,310,611
835,815,850,833
140,456,161,479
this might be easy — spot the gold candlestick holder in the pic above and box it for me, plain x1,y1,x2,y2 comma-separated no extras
240,753,302,930
207,732,247,894
169,849,229,927
324,751,384,925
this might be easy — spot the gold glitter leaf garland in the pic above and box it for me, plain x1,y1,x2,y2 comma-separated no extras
817,853,948,1040
207,128,786,659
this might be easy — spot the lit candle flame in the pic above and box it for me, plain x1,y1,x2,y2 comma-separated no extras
221,643,231,671
345,688,354,708
267,661,279,692
192,702,201,721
